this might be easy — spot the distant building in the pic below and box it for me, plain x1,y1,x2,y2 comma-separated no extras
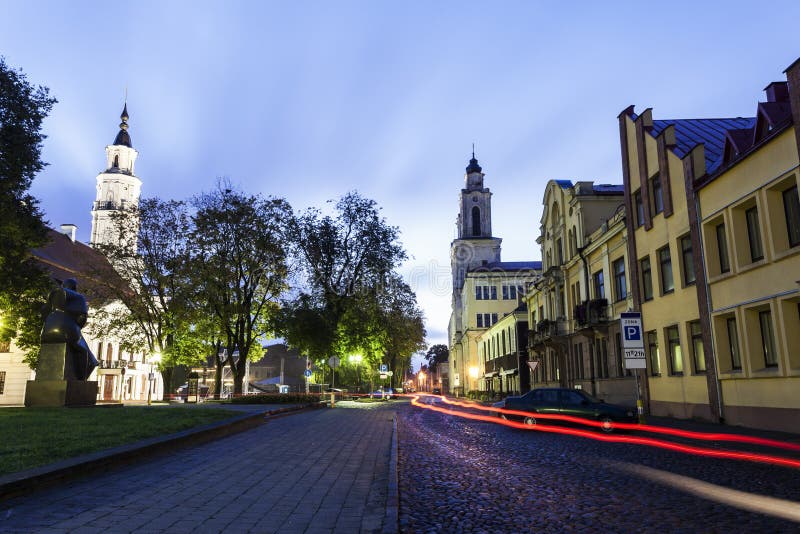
448,153,540,395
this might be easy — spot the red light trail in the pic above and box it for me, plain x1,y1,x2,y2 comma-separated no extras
407,394,800,470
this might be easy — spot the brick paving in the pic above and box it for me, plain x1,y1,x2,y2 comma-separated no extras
397,400,800,533
0,402,397,534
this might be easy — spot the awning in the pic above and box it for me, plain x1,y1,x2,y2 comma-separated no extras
483,372,498,379
500,368,518,376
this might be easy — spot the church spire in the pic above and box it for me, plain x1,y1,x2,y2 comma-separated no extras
113,103,133,148
466,145,482,174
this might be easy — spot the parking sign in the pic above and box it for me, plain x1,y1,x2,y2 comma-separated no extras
621,312,646,369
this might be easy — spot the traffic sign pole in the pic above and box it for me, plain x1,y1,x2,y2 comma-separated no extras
621,312,646,424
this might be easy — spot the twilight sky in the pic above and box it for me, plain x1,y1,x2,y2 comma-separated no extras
2,1,799,360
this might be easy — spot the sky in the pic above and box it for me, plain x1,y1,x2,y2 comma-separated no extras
2,1,800,366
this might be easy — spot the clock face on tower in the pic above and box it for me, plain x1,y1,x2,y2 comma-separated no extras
455,245,472,262
472,195,478,202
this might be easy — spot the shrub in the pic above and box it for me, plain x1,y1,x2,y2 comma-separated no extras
230,393,322,404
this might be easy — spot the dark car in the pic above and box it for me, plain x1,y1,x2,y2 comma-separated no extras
370,387,394,399
495,387,636,432
432,388,442,395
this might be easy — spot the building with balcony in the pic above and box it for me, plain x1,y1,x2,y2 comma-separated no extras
477,305,528,397
524,180,636,405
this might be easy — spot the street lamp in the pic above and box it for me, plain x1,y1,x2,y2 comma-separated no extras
418,371,426,392
468,366,479,393
148,351,162,405
349,354,362,393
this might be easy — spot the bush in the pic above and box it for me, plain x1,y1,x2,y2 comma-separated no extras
230,393,322,404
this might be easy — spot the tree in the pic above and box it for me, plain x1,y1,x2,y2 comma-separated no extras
0,57,57,360
191,183,292,396
281,191,410,369
425,344,449,369
89,198,203,392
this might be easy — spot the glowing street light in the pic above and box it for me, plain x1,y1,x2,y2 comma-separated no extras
418,371,426,392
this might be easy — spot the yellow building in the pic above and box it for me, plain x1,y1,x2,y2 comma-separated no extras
693,63,800,432
618,108,753,421
448,153,540,395
619,58,800,433
526,180,637,405
476,293,529,397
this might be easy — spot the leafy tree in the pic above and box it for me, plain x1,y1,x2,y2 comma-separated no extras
425,344,449,368
89,198,202,392
0,57,56,360
191,184,292,396
282,191,411,368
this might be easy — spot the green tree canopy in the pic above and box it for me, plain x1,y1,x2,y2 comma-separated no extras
0,57,57,356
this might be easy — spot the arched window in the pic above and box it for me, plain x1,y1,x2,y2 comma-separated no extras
471,206,481,236
502,331,507,355
113,154,119,168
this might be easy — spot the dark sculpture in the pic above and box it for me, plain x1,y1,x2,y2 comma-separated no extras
41,278,98,380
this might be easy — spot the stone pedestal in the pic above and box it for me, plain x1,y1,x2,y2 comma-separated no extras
25,380,98,407
24,343,98,407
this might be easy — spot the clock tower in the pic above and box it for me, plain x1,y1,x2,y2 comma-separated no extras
90,103,142,251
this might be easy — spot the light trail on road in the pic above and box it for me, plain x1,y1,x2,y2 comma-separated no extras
408,394,800,470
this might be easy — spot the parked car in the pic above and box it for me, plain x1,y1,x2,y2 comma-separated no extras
370,387,394,399
175,383,210,401
432,388,442,395
494,387,636,432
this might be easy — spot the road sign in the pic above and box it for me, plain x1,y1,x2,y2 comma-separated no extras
621,312,646,369
380,373,387,379
328,356,340,368
380,364,388,372
304,369,312,378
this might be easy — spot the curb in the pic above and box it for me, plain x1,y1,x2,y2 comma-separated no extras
383,413,399,534
0,403,319,501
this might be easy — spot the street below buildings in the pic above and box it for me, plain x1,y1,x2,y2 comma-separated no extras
1,398,799,533
397,396,800,533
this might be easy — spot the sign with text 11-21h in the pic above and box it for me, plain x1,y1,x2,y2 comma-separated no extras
621,312,646,369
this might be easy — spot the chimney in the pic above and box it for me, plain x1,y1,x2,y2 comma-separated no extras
764,81,789,103
60,224,77,242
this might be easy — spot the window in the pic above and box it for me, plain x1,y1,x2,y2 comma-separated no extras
475,286,482,300
477,314,483,328
666,325,683,375
651,174,663,214
472,206,481,237
598,338,609,379
680,236,695,286
0,370,5,394
491,313,498,325
640,257,653,301
745,206,763,262
574,343,584,379
647,330,659,375
690,321,706,373
759,310,778,367
593,270,605,300
634,191,644,227
0,340,9,352
502,285,517,300
113,154,119,168
491,286,497,300
784,185,800,247
727,317,741,370
556,238,564,265
612,258,626,301
716,223,730,273
658,246,674,294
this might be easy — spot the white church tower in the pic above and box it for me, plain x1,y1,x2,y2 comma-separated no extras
90,103,142,250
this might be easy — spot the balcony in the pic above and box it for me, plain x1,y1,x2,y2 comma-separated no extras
93,199,133,211
574,299,608,329
541,265,564,283
530,318,568,346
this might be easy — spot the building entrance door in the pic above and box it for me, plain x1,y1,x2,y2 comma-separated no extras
103,375,114,400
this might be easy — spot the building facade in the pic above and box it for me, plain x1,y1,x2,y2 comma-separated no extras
526,180,637,406
448,153,540,395
692,64,800,431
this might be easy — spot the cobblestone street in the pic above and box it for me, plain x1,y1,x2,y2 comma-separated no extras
396,400,800,533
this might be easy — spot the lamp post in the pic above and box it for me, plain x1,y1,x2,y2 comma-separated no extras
148,351,161,405
468,366,479,393
349,354,362,393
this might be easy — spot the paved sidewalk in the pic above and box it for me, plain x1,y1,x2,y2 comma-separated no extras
0,402,398,534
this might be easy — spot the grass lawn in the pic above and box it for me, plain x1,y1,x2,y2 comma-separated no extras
0,406,239,476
